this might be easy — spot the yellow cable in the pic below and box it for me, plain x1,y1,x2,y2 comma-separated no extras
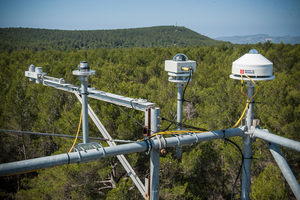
69,111,83,153
245,75,258,102
241,75,249,101
232,75,258,128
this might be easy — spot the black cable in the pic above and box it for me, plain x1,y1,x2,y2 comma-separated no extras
0,129,107,141
163,115,177,131
224,138,243,200
161,117,208,132
182,68,193,103
0,129,135,143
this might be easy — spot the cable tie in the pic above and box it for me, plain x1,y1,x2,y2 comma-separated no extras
248,101,260,104
244,156,253,159
222,130,226,139
81,92,89,95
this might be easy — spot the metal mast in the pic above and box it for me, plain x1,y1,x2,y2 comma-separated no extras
165,53,196,157
150,108,160,200
73,61,95,143
241,81,255,199
230,49,275,200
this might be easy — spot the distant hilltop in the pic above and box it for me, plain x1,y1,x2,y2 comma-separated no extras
0,26,227,51
216,34,300,45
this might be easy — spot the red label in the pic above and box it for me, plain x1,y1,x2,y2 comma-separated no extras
240,69,244,74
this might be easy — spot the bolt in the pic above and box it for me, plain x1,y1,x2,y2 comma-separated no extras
160,149,167,154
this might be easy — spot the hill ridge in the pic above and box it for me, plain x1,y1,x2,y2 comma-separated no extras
216,34,300,44
0,26,227,51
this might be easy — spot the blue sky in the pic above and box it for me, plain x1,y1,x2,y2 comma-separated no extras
0,0,299,38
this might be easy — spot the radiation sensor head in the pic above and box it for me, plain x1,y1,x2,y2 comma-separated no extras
173,53,188,61
230,49,275,81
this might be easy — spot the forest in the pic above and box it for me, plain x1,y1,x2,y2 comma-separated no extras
0,28,299,199
0,26,227,51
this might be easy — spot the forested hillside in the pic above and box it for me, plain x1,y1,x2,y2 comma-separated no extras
0,26,226,51
0,42,299,199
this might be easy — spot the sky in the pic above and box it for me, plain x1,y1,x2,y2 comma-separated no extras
0,0,299,38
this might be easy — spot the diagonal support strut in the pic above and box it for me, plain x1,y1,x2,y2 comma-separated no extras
74,92,146,196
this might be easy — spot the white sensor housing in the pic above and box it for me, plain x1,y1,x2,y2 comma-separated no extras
230,49,275,81
165,53,196,73
165,60,196,73
25,66,47,84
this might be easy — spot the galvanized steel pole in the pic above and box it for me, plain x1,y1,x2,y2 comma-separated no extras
81,80,89,143
176,83,184,158
252,128,300,153
72,61,95,144
177,83,183,130
150,108,160,200
266,142,300,199
241,81,255,200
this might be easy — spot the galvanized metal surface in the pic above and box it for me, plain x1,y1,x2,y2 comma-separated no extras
241,82,255,200
41,78,154,111
0,128,244,177
176,83,183,158
81,81,89,143
266,142,300,200
150,108,160,200
252,128,300,153
177,84,183,130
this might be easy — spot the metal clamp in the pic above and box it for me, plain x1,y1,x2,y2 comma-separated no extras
74,147,82,162
92,143,105,158
175,135,182,147
156,135,167,150
92,143,103,150
191,132,199,144
92,143,98,150
102,147,106,158
144,137,152,155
